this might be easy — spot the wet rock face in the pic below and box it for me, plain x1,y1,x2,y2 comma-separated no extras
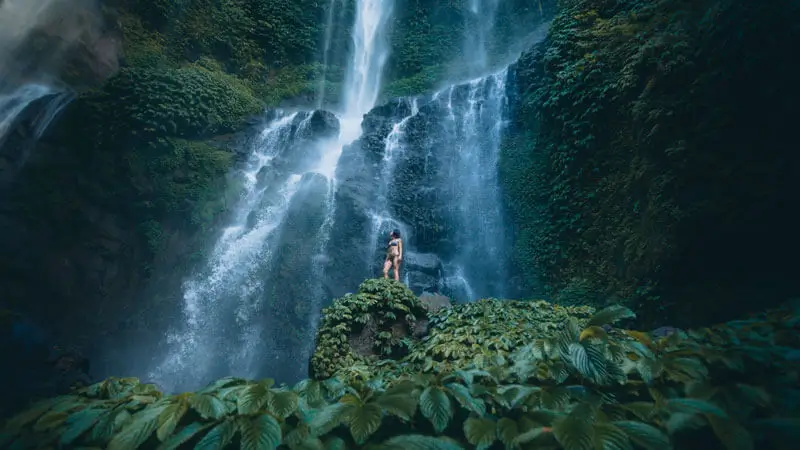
0,312,93,419
299,110,341,141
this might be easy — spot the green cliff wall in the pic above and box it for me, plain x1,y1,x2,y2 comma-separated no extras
502,0,800,326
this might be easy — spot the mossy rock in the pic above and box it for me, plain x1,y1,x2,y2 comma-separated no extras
2,300,798,450
310,278,429,381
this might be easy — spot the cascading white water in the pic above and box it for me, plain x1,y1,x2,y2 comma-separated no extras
464,0,502,75
362,69,510,300
0,0,104,151
439,70,510,299
147,0,395,392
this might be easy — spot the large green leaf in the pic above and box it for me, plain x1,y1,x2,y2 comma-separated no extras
621,402,656,421
197,377,247,394
552,406,594,450
420,386,453,433
346,403,382,444
568,343,607,384
496,384,540,410
666,398,727,419
107,404,168,450
156,422,213,450
194,419,238,450
190,394,229,420
593,423,633,450
309,403,348,436
157,401,189,441
3,398,61,432
445,383,486,416
613,421,671,450
284,423,312,448
60,408,110,446
380,434,464,450
32,411,68,432
323,436,348,450
91,407,129,442
238,384,272,415
706,415,753,450
463,417,497,450
375,392,418,421
497,417,521,447
241,414,282,450
587,306,636,328
268,390,299,419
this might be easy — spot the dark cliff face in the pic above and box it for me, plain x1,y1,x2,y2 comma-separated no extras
502,0,800,326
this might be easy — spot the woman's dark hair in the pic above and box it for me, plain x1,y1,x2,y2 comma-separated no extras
391,230,401,238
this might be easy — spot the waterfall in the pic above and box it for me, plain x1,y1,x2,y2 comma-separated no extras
316,0,339,108
0,0,105,156
353,70,511,301
147,0,395,392
464,0,502,74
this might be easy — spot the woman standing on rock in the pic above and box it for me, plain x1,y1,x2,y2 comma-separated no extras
383,230,403,281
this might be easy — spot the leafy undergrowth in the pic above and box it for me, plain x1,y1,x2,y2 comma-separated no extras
310,279,429,380
2,297,798,449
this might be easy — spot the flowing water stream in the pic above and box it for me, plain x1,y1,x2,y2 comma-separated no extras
148,0,396,393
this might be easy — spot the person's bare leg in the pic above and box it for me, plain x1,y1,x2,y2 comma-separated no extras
383,259,391,278
393,256,400,281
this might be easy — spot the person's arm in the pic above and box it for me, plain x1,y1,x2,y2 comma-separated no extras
398,239,403,260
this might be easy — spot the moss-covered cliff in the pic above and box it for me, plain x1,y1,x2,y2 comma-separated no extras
502,0,800,326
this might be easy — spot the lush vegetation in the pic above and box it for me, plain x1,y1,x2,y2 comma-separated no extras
501,0,800,325
384,0,553,98
3,279,798,449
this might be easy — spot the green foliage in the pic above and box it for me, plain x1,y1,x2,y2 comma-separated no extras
3,299,798,449
503,0,800,324
406,300,595,374
310,278,429,380
90,64,262,140
125,0,326,71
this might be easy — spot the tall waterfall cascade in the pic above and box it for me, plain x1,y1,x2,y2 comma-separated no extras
147,0,396,393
